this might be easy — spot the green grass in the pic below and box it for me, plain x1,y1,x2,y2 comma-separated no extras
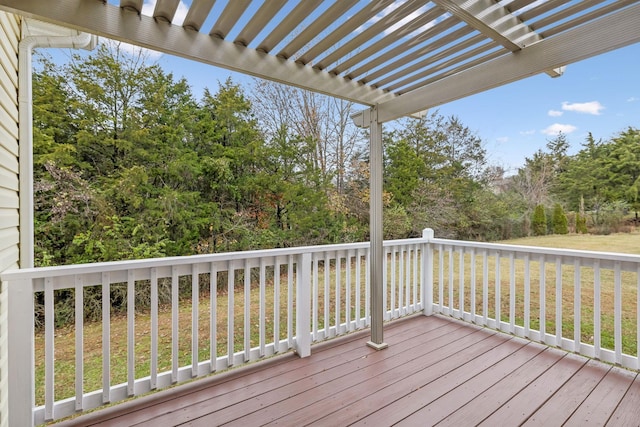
433,231,640,359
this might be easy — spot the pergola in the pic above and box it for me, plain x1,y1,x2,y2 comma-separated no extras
1,0,639,351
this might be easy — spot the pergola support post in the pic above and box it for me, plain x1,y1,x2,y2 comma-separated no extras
366,105,388,351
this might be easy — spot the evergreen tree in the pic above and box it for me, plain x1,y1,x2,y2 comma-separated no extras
552,204,568,234
532,205,547,236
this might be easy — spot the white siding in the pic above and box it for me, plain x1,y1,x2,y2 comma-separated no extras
0,10,20,427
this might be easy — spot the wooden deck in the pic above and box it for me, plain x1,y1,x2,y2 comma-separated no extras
57,315,640,426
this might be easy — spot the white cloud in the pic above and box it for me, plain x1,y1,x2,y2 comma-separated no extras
548,110,563,117
561,101,604,115
542,123,577,135
103,38,163,61
520,130,536,136
142,0,188,25
628,96,639,102
496,136,509,143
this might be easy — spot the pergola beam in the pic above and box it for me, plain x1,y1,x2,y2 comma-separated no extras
0,0,395,107
359,2,640,124
432,0,563,78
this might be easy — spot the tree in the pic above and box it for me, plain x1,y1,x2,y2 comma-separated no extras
532,205,547,236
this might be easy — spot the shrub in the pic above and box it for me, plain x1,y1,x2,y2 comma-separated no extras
552,204,569,234
532,205,547,236
576,213,588,234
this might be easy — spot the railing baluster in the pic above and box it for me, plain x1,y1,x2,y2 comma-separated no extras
260,257,266,356
127,269,135,394
365,247,371,325
448,246,454,316
390,247,395,318
102,272,111,403
406,246,411,315
614,261,622,364
346,251,352,331
574,259,581,352
355,249,362,328
495,251,501,330
555,257,562,347
192,264,199,376
509,253,515,333
171,266,179,382
335,255,341,332
75,275,84,411
540,255,546,344
312,254,319,340
524,255,530,338
636,265,640,370
274,258,281,350
482,250,488,325
459,248,464,320
45,277,54,420
210,262,217,372
323,252,329,337
244,260,250,362
594,260,601,359
399,246,404,317
383,247,388,320
227,262,235,366
439,245,444,314
413,244,418,312
150,267,158,389
470,248,476,322
288,255,294,347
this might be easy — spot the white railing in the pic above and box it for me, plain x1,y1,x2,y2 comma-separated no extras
0,238,425,425
4,230,640,425
427,236,640,371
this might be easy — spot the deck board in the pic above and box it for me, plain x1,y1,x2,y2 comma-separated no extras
56,315,640,427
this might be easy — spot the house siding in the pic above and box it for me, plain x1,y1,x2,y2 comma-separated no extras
0,10,20,427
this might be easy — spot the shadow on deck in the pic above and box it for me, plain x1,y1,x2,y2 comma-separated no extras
57,315,640,426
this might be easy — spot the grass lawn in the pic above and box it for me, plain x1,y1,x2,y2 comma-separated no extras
432,231,640,365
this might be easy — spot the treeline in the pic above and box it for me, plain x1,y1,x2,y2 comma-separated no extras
33,44,638,267
509,130,640,236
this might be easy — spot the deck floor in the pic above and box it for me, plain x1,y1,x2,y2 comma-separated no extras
58,315,640,426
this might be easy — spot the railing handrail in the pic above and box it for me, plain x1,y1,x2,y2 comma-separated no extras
0,237,425,281
429,236,640,263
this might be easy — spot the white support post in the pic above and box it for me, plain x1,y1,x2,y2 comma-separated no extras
6,278,35,426
295,253,311,358
367,106,388,350
422,228,434,316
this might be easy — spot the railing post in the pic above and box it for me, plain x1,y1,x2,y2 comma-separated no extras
422,228,434,316
295,253,311,358
6,277,35,426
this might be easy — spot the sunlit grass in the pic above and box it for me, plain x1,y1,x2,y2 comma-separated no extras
433,232,640,359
